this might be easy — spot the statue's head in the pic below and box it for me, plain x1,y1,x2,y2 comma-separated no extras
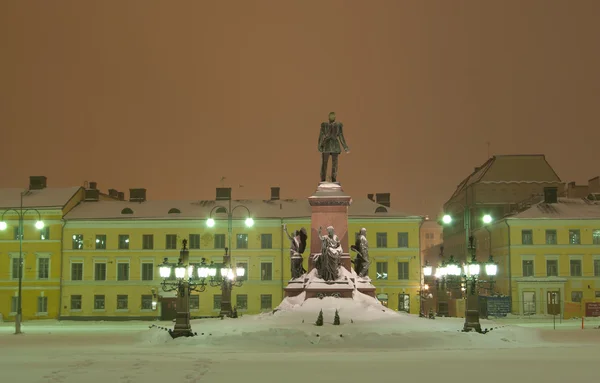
328,112,336,122
360,228,367,235
327,226,335,235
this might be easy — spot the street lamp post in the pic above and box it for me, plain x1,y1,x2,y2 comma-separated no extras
0,191,45,335
158,239,215,339
206,200,253,317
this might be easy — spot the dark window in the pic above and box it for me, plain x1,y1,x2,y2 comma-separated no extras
117,263,130,281
141,295,153,310
121,208,133,214
117,295,128,310
11,258,19,279
40,227,50,240
260,294,272,310
376,262,388,280
376,232,387,248
397,232,409,248
118,235,130,250
38,258,49,279
189,234,200,249
166,234,177,249
261,234,273,249
141,263,153,281
190,295,199,310
522,260,534,277
261,262,273,281
213,295,222,310
545,230,557,245
593,230,600,245
236,294,248,310
71,263,83,281
546,260,558,277
397,262,409,280
236,234,248,249
37,296,48,313
594,260,600,277
168,208,181,214
398,294,410,313
521,230,533,245
70,295,82,310
571,291,583,303
94,263,106,281
142,234,154,250
214,234,226,249
11,296,17,313
95,235,107,250
569,229,581,245
72,234,84,250
14,227,22,240
570,259,582,276
94,295,105,310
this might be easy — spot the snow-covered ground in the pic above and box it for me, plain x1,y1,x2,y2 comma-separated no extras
1,292,599,382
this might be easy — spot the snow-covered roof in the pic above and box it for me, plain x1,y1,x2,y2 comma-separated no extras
508,197,600,219
64,198,418,220
0,187,83,210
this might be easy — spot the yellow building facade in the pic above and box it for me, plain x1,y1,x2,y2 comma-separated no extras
474,193,600,318
0,178,84,321
58,192,423,320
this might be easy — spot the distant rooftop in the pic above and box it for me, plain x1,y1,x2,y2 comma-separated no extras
0,187,82,210
508,197,600,220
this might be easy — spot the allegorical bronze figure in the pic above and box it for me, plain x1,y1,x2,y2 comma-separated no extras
350,228,370,278
318,112,349,183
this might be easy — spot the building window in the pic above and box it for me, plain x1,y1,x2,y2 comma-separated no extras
72,234,84,250
70,295,82,310
397,262,409,280
214,234,226,249
14,227,22,240
261,234,272,249
213,295,221,310
546,260,558,277
37,296,48,314
166,234,177,249
141,263,153,281
142,234,154,250
570,259,582,277
141,295,153,310
521,230,533,245
236,234,248,249
236,262,248,281
71,262,83,281
118,235,130,250
398,294,410,313
545,230,557,245
397,232,409,248
11,258,20,280
117,295,128,310
376,232,387,248
11,296,17,313
40,227,50,240
260,294,272,310
189,234,200,249
376,262,388,280
117,263,130,281
593,230,600,245
569,229,581,245
190,295,199,310
95,234,106,250
38,258,49,279
261,262,273,281
94,295,105,310
594,259,600,277
236,294,248,310
94,263,106,281
522,260,534,277
571,291,583,303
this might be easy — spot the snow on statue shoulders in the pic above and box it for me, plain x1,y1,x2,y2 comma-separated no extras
315,225,343,281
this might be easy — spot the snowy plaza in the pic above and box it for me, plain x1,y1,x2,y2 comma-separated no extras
2,292,600,383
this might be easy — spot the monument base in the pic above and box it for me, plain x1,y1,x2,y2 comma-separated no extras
283,268,377,300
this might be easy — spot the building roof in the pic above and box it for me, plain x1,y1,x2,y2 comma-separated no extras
447,155,562,202
64,198,419,221
508,197,600,220
0,187,83,210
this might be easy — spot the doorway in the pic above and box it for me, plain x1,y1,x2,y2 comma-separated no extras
161,298,177,321
547,291,560,315
523,291,536,315
398,294,410,313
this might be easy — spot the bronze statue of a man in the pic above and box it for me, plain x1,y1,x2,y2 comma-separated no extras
318,112,349,183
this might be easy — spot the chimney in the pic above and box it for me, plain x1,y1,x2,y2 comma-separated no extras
216,187,232,201
375,193,391,207
89,181,97,190
108,189,118,198
367,194,374,202
129,188,147,202
543,187,558,204
117,192,125,201
589,176,600,193
29,176,47,190
84,189,100,201
270,187,280,200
